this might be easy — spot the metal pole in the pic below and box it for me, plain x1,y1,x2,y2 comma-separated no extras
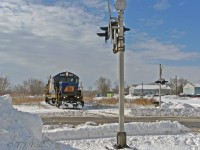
119,51,124,132
159,83,161,107
159,64,161,108
175,75,178,95
113,0,129,148
118,10,124,133
142,82,143,98
116,9,127,148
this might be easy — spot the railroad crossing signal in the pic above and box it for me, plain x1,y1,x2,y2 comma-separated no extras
96,0,130,54
155,78,168,85
97,24,130,53
97,0,130,148
97,27,109,43
123,26,130,33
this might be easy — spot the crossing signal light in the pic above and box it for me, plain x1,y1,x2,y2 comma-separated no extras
161,79,168,85
97,26,109,43
124,26,130,32
155,79,168,85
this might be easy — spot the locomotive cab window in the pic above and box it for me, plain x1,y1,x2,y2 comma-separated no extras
58,76,79,83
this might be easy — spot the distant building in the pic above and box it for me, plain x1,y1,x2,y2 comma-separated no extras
129,85,137,96
183,83,200,95
129,84,171,96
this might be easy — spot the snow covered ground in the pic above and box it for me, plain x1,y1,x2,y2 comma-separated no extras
1,95,200,150
13,95,200,118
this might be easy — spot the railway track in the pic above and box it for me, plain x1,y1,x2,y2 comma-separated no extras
42,116,200,130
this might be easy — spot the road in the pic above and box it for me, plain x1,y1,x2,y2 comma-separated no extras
42,116,200,130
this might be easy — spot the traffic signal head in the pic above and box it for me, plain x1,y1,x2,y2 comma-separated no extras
124,26,130,32
97,26,109,43
155,80,161,84
155,79,168,85
161,79,168,85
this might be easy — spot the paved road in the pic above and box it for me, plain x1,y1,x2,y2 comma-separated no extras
42,116,200,130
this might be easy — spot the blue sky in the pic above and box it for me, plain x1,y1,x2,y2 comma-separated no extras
125,0,200,65
0,0,200,89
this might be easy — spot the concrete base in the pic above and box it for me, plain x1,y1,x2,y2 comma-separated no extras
114,132,129,149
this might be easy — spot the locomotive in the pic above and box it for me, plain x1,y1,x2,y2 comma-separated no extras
44,71,84,108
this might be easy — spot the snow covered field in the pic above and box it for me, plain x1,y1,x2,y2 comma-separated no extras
1,95,200,150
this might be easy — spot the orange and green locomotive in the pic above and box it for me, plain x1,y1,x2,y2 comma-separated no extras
45,71,84,108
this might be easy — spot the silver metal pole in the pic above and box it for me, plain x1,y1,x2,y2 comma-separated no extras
119,52,125,131
175,75,178,95
159,83,161,107
118,10,125,133
142,82,143,98
114,1,128,148
116,9,128,148
159,64,161,108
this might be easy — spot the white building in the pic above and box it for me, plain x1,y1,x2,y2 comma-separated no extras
129,85,136,96
129,84,171,96
183,83,200,95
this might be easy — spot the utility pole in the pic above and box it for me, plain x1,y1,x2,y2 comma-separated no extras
142,82,143,98
117,6,126,148
155,64,168,108
97,0,130,148
175,75,178,95
114,0,128,148
159,64,162,108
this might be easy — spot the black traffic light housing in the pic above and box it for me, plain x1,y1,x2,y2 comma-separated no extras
124,26,130,32
97,22,130,54
97,26,109,43
155,78,168,85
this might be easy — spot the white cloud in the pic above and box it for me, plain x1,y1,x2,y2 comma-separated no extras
169,29,187,39
138,18,164,27
123,30,200,85
0,0,110,86
0,0,199,88
133,38,198,61
153,0,170,11
124,48,200,85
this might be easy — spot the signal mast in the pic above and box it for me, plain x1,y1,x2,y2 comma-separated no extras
97,0,130,148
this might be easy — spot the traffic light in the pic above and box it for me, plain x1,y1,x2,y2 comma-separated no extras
124,26,130,32
155,78,168,85
161,79,168,85
97,23,130,54
155,80,160,84
97,26,109,43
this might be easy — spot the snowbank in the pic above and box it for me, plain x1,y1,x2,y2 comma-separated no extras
0,95,68,150
42,121,200,150
43,121,190,141
129,102,200,117
3,95,200,150
0,95,42,140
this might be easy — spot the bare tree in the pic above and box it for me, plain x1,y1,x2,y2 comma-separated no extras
112,81,129,94
177,78,188,94
23,78,45,95
113,81,119,94
95,77,111,96
0,75,11,95
169,77,187,95
12,84,28,95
